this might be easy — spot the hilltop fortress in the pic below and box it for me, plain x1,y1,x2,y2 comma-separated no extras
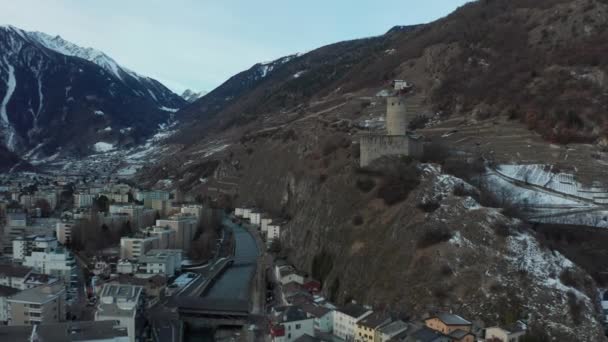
359,94,424,167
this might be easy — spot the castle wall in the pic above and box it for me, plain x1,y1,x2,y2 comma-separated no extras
359,135,407,167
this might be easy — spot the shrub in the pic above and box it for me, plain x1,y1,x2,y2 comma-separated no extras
567,291,584,325
420,141,450,164
376,159,420,205
560,269,581,290
356,178,376,192
417,227,453,249
408,115,430,130
417,201,440,213
352,215,364,226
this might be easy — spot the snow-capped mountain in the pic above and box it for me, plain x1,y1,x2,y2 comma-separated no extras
0,25,186,164
181,89,207,103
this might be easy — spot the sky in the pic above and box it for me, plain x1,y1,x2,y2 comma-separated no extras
0,0,471,94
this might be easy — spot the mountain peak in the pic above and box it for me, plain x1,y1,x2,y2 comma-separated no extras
181,89,207,103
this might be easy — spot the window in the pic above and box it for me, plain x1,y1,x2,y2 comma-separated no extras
295,324,301,330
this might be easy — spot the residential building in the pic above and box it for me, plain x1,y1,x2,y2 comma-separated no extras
7,213,27,227
74,193,95,208
116,260,136,274
484,323,526,342
56,221,75,245
142,226,176,249
424,313,473,342
180,204,203,221
0,263,32,290
333,303,373,341
277,265,304,285
137,249,182,277
95,284,144,342
261,217,273,233
271,306,315,342
403,326,452,342
267,223,282,241
301,302,333,333
148,199,171,217
250,210,262,226
22,237,76,284
156,214,197,251
235,207,246,217
120,235,160,260
0,285,20,323
110,205,145,229
7,282,66,325
376,320,410,342
0,320,129,341
355,312,391,342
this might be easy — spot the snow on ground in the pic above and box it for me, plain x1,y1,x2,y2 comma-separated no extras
93,142,114,153
506,232,588,299
293,70,306,78
94,110,104,116
159,106,179,113
1,56,17,150
497,164,608,203
193,142,230,158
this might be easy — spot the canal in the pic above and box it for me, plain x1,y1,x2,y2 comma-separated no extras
203,217,259,301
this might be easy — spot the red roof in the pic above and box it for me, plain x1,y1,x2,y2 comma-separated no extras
271,325,285,337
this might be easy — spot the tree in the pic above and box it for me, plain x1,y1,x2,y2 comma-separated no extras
120,221,132,237
95,195,110,213
34,199,51,217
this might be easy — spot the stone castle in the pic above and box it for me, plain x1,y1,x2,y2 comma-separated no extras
359,95,423,167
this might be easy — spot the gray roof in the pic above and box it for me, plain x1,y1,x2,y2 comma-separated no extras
278,306,310,323
0,320,127,341
8,283,64,304
407,326,450,342
358,312,391,329
378,320,410,336
427,312,471,326
449,329,472,339
96,284,143,318
337,303,370,319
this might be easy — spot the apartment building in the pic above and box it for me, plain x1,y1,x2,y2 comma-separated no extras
137,249,182,277
95,284,144,342
7,283,66,325
155,214,197,251
21,237,77,284
142,226,176,249
120,236,160,260
56,221,75,245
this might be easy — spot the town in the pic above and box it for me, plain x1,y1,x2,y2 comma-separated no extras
0,169,544,342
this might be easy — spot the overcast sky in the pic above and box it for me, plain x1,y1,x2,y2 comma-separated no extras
0,0,470,94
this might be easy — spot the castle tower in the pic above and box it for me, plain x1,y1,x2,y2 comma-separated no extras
386,96,408,135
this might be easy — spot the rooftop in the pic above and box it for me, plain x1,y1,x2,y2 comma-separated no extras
426,312,471,326
358,312,391,329
0,320,128,341
8,283,64,304
277,305,309,323
96,283,143,318
0,284,20,297
378,320,410,336
337,303,371,319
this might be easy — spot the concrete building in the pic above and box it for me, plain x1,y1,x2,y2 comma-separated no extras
116,260,136,275
0,285,20,323
270,306,315,342
267,223,282,241
181,204,203,221
109,205,145,229
95,284,144,342
333,303,373,341
155,214,197,251
56,221,75,245
7,282,66,325
142,226,176,249
74,193,95,208
137,249,182,277
7,213,27,227
22,238,76,284
250,210,262,226
120,236,160,260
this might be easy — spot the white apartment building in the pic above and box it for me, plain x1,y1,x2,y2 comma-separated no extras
110,205,145,229
95,284,143,342
271,306,315,342
74,193,96,208
7,282,66,326
267,224,281,241
180,204,203,221
22,237,76,284
55,221,75,245
333,303,373,341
